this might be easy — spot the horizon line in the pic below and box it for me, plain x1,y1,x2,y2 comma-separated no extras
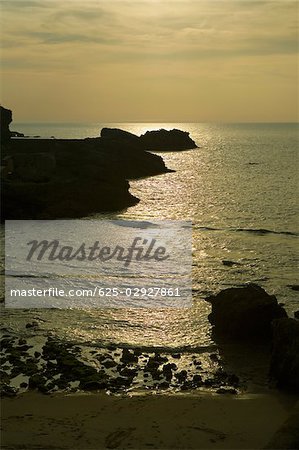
12,120,299,125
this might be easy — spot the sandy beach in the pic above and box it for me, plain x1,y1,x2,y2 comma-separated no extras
1,390,298,449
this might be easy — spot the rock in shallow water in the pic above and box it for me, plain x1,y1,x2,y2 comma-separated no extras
206,284,287,340
139,128,197,151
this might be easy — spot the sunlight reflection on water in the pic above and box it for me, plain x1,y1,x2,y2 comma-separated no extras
2,123,298,350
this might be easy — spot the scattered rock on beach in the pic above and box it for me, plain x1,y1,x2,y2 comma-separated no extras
288,285,299,291
206,284,287,339
222,260,241,267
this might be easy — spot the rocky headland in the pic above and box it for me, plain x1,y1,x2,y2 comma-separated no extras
0,106,197,220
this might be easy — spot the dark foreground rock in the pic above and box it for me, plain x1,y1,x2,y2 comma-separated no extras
270,318,299,392
206,284,287,340
1,111,178,219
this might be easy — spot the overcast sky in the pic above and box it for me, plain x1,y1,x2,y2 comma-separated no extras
0,0,298,122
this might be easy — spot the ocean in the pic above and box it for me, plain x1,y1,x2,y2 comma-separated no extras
1,122,298,392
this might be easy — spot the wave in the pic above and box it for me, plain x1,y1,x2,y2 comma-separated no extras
113,220,160,229
233,228,298,236
6,273,50,279
78,341,217,354
194,225,298,237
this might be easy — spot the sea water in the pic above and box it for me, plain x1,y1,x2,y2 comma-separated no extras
1,122,298,351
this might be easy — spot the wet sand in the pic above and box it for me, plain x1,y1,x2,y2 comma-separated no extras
1,390,297,449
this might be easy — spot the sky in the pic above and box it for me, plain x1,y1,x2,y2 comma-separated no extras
0,0,298,122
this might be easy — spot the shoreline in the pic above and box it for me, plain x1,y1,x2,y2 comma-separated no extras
1,390,298,449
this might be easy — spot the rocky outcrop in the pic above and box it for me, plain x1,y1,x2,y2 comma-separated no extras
1,122,175,219
269,318,299,392
2,175,138,219
1,107,198,219
0,105,12,144
139,128,197,151
206,284,287,339
100,127,143,151
100,127,198,152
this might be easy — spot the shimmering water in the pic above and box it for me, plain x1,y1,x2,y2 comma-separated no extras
1,122,298,352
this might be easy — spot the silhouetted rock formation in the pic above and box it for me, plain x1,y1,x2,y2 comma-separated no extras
1,109,179,219
269,318,299,392
100,127,143,151
139,128,197,151
0,105,12,144
8,153,56,182
100,127,198,151
206,284,287,340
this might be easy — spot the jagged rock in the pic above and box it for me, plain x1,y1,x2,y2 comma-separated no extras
100,128,142,150
162,363,177,373
139,128,197,151
206,284,287,339
175,370,188,383
0,105,12,144
100,127,198,153
120,349,138,364
270,318,299,392
102,359,118,369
